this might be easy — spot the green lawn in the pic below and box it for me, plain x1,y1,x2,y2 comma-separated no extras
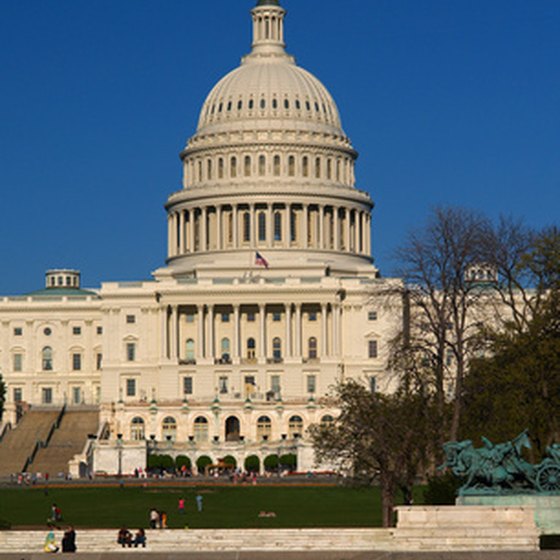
0,485,424,529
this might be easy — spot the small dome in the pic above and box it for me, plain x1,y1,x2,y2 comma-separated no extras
197,59,343,135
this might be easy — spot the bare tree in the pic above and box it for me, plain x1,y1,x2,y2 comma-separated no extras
391,206,491,442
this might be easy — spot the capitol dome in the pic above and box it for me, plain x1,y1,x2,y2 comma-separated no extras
163,0,375,278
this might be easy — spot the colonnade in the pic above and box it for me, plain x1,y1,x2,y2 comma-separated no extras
168,202,371,258
161,302,341,363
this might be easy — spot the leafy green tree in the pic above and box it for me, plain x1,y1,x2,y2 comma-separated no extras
196,455,212,473
175,455,191,469
310,381,436,527
244,455,260,472
462,226,560,455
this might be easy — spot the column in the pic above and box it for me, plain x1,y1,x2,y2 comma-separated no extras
359,212,364,254
170,306,178,359
283,205,290,247
366,215,371,255
333,304,340,356
206,304,214,360
167,215,173,257
217,205,222,250
333,207,340,250
295,304,302,357
354,211,360,254
259,304,266,359
344,209,351,252
321,303,328,357
267,204,273,245
197,305,204,359
201,207,208,252
161,306,168,359
189,210,195,253
250,203,256,248
302,205,308,249
318,205,324,249
233,205,239,248
285,304,292,357
179,211,185,254
233,305,240,359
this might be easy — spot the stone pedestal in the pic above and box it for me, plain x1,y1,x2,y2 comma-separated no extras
394,505,539,551
459,494,560,535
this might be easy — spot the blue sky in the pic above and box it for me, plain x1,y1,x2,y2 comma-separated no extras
0,0,558,294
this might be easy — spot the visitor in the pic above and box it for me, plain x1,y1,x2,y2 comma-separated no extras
44,525,59,553
133,528,147,548
61,525,77,553
178,497,185,514
160,511,168,529
196,493,203,512
149,508,159,529
117,527,133,547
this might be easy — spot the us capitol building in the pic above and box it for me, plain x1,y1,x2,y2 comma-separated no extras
0,0,402,475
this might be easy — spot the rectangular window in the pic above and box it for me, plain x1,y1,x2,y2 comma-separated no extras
13,388,23,402
183,376,193,395
42,387,53,404
126,343,136,362
247,312,256,322
126,314,136,324
72,326,81,335
126,378,136,397
96,353,103,370
186,313,195,323
369,376,377,393
221,312,230,323
13,353,23,372
307,375,317,394
72,387,81,404
96,326,103,335
368,340,378,359
368,311,378,321
308,311,317,321
272,312,281,322
13,327,22,336
72,353,82,371
219,376,228,394
270,375,281,393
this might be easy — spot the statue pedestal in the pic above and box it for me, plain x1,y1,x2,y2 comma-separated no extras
458,495,560,535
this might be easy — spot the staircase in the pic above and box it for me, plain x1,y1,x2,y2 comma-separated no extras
0,408,62,477
29,409,99,476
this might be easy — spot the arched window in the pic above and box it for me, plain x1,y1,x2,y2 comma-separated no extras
42,346,53,371
131,417,145,441
258,212,266,242
308,337,317,359
272,337,282,361
247,338,256,359
237,99,242,110
326,158,332,180
302,156,309,177
244,155,252,177
273,155,281,176
274,212,282,241
315,157,321,178
288,155,295,177
257,416,272,440
207,159,213,180
320,415,334,427
258,155,266,176
272,98,278,109
284,98,290,109
227,212,233,244
248,99,254,110
288,415,303,438
197,160,202,182
194,416,209,442
260,98,266,109
218,158,224,179
243,212,251,243
336,159,341,181
230,156,237,178
295,99,301,110
220,338,231,362
162,416,177,441
185,339,195,362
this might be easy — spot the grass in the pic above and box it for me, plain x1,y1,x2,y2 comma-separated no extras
0,485,424,529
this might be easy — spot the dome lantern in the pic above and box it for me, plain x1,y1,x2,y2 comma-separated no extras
249,0,287,58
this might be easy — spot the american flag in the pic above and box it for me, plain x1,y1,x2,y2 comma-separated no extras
255,251,269,268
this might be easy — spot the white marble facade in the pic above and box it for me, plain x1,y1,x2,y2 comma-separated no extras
0,0,403,473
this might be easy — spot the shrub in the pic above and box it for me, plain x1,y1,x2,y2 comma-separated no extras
222,455,237,468
196,455,213,473
263,454,279,471
423,472,461,505
279,453,297,470
244,455,260,472
176,455,192,469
